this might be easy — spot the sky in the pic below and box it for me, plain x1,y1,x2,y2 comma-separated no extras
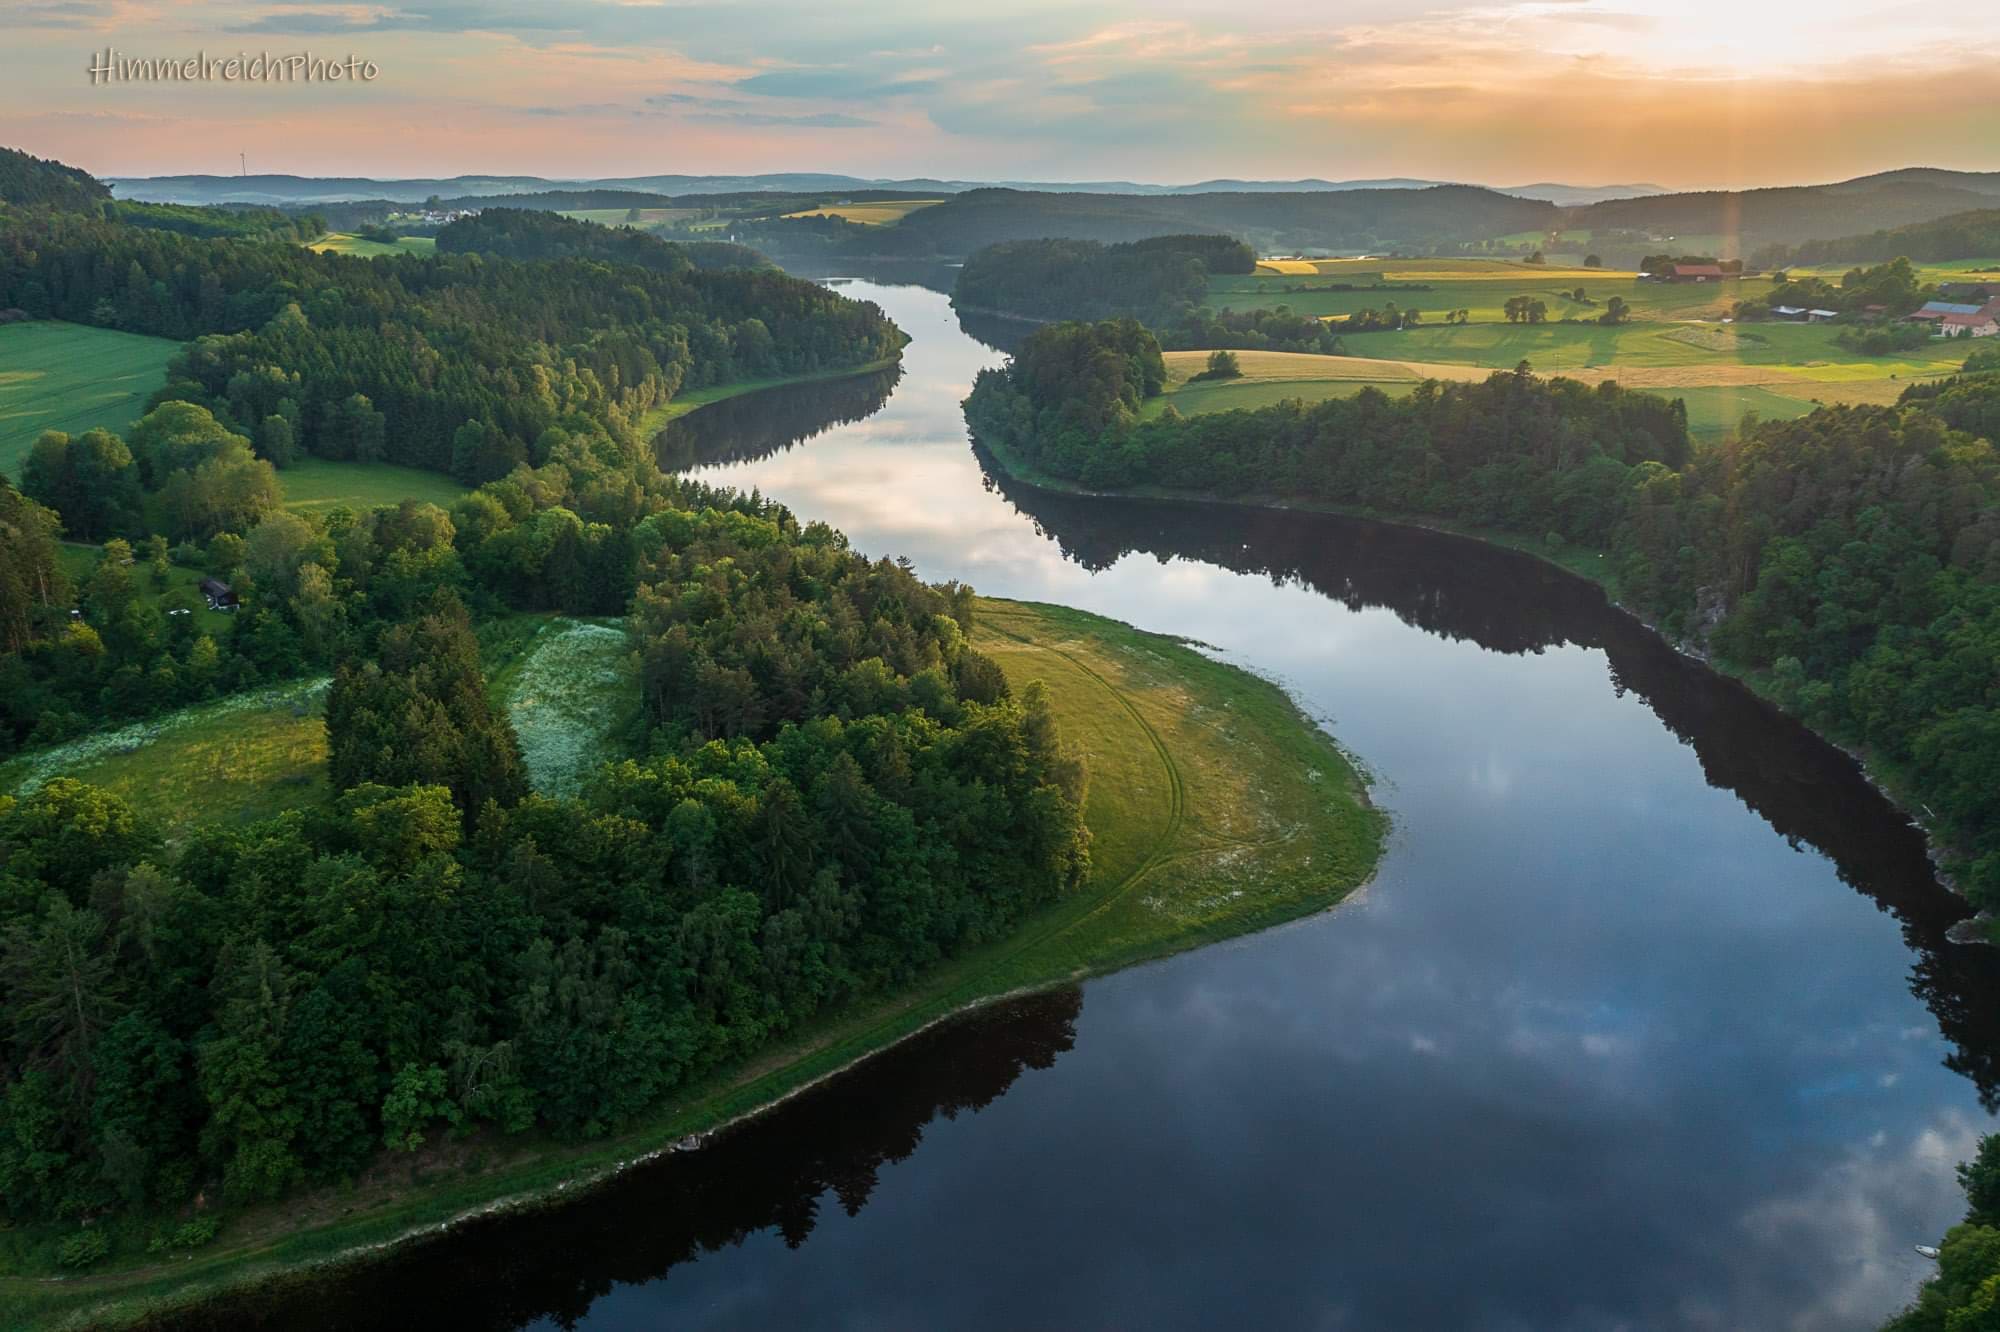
6,0,1999,188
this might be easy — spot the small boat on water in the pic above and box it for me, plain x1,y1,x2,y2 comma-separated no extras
1915,1245,1941,1260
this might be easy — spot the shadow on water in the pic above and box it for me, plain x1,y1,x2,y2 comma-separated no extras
975,452,2000,1106
148,989,1083,1331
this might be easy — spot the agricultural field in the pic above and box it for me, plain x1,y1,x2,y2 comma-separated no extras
559,207,706,228
781,199,944,225
0,320,179,478
1146,349,1467,419
279,458,468,515
1216,258,1749,324
499,617,640,797
1149,343,1874,436
0,678,329,833
1335,318,1966,395
307,232,437,258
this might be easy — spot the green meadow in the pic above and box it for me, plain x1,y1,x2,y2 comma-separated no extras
278,458,469,515
0,321,179,478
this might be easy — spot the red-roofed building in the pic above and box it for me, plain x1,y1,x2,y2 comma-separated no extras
1666,263,1725,282
1940,312,1998,338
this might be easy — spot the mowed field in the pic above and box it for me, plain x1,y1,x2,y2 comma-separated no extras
278,458,468,515
0,321,179,478
782,199,944,225
308,232,437,258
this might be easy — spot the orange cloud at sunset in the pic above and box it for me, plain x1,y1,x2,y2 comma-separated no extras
4,0,1994,186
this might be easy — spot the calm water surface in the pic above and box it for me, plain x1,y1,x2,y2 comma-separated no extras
186,279,2000,1330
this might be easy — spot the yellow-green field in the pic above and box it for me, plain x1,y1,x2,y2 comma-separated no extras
1146,341,1912,436
781,199,944,225
0,321,179,478
278,458,469,515
1335,319,1964,399
307,232,437,258
1217,258,1748,325
9,598,1382,1331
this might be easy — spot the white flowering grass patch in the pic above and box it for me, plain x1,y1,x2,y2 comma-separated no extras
0,678,332,829
506,619,639,797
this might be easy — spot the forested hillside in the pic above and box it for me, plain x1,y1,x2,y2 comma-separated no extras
968,322,2000,906
437,207,772,272
953,234,1254,323
0,211,900,485
1757,209,2000,266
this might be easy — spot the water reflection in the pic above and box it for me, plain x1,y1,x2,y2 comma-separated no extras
655,364,902,473
149,990,1084,1331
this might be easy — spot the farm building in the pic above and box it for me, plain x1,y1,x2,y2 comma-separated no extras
1907,301,1987,324
198,577,239,611
1665,263,1725,282
1939,312,1999,338
1807,309,1839,322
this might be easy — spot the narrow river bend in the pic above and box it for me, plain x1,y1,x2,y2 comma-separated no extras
201,278,2000,1331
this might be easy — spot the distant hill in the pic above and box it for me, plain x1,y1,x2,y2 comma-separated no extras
103,168,1669,209
1504,182,1666,206
0,146,111,210
1573,177,2000,255
886,185,1558,255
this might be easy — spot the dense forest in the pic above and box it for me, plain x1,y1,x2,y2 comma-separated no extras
0,531,1086,1232
967,320,2000,908
0,150,1088,1247
0,209,901,487
952,234,1255,323
436,208,772,273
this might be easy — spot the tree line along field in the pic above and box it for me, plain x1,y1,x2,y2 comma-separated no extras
0,321,180,478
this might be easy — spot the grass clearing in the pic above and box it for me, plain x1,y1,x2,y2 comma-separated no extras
307,233,437,258
279,458,468,515
781,199,944,225
0,679,329,833
0,321,180,479
503,618,640,797
15,599,1383,1330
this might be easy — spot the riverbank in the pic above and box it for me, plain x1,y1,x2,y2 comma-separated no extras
633,354,905,437
971,429,1975,915
10,598,1383,1331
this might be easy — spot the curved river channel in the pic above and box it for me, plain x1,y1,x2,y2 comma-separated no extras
195,278,2000,1330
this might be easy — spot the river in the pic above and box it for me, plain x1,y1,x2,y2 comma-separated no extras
194,277,2000,1330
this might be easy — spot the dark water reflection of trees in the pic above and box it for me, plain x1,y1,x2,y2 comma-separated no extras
147,989,1084,1331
